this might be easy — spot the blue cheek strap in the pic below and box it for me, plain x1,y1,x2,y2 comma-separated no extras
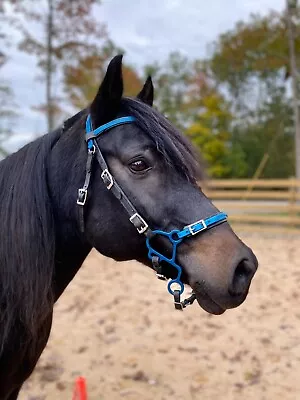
146,212,228,296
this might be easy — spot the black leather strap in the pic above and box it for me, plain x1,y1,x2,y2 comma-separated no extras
93,141,151,235
77,139,151,237
77,149,94,232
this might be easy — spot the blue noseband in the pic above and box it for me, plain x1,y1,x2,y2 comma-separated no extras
146,212,227,296
78,114,228,308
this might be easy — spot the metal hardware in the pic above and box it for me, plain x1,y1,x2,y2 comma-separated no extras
129,213,149,234
101,169,114,190
77,188,87,206
185,219,207,236
88,145,96,154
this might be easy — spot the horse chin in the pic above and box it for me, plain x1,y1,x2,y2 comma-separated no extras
179,273,226,315
193,290,226,315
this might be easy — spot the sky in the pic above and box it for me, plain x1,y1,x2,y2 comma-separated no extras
2,0,284,150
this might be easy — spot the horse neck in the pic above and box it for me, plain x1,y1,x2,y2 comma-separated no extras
48,121,92,300
53,229,91,301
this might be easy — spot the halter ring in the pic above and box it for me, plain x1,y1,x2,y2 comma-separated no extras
168,279,184,296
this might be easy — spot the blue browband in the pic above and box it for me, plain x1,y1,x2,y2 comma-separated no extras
82,113,228,304
86,114,136,150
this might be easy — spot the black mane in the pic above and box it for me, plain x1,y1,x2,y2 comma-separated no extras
0,128,61,353
121,98,204,182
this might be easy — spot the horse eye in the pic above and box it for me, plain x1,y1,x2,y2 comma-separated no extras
129,159,150,173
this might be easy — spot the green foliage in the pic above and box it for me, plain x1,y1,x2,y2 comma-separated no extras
144,52,193,129
13,0,106,66
204,8,298,178
142,10,298,179
146,53,239,177
231,85,295,178
2,1,298,179
209,11,294,98
185,84,235,178
0,84,17,157
7,0,108,128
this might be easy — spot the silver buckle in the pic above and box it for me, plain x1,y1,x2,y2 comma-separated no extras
101,169,114,190
129,213,149,234
174,301,184,310
185,219,207,235
77,188,87,206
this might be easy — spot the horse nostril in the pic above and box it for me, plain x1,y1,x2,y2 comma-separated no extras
229,259,255,297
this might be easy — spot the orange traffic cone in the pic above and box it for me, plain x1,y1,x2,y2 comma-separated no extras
72,376,87,400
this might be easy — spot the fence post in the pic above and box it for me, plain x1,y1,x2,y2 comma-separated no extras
288,177,297,227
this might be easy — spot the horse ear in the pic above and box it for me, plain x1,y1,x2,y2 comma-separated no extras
90,54,124,127
137,76,154,106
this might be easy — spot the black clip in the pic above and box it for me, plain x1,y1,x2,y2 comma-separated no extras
174,290,183,310
152,256,167,281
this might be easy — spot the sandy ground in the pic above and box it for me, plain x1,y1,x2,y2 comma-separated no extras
19,231,300,400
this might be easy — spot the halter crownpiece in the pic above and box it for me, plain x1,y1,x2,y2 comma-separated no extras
77,113,228,310
85,114,136,150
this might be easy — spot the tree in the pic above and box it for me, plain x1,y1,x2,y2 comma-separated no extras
8,0,108,131
144,52,193,129
0,13,6,69
145,53,239,177
286,0,300,179
0,85,17,157
0,3,17,157
64,42,142,109
185,72,239,178
206,8,299,178
231,85,294,178
208,11,293,101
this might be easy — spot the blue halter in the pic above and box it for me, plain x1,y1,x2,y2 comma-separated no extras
86,114,136,150
146,213,227,296
79,114,228,307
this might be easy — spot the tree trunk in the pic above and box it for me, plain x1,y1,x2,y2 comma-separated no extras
286,0,300,179
46,0,54,132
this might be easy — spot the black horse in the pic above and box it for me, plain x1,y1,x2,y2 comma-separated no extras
0,55,258,399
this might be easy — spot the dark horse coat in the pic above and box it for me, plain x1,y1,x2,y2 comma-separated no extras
0,55,257,399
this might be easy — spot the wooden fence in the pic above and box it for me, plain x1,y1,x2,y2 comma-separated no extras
201,179,300,233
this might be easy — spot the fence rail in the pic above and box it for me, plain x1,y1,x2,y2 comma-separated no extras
201,179,300,232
